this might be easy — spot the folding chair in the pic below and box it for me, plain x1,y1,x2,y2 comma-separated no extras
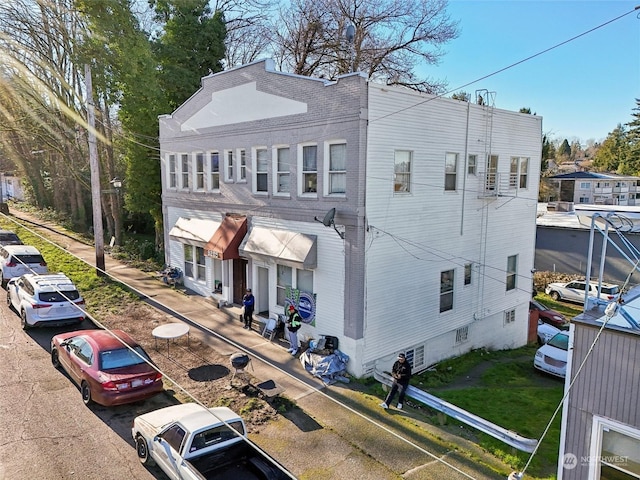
262,318,278,341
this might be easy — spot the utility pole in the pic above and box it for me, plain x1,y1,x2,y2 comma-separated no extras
85,64,105,276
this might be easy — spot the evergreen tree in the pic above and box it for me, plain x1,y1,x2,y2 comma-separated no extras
625,98,640,174
592,124,628,173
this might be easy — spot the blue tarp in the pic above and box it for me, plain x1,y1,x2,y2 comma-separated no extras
299,350,349,385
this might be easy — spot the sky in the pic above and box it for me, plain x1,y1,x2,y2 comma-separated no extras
427,0,640,144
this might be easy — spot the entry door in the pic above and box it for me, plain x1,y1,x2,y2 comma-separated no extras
257,267,269,316
233,259,247,305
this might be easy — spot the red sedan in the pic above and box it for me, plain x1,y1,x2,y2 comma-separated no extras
51,329,163,406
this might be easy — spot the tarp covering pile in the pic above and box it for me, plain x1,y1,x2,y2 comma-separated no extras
299,350,349,385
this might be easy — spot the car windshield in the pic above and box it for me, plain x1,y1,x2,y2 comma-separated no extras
601,286,619,295
548,333,569,350
15,254,45,264
100,346,150,370
0,233,21,244
38,290,80,302
530,300,548,311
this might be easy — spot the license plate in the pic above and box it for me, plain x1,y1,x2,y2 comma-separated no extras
132,379,143,388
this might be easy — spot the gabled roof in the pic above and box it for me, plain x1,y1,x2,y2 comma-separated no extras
550,171,640,180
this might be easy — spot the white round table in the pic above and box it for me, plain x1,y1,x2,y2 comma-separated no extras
152,323,190,355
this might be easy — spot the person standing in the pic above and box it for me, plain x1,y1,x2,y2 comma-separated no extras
242,288,255,329
286,304,302,356
380,353,412,410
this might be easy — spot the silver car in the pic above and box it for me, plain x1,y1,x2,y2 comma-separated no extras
544,280,619,304
0,245,48,287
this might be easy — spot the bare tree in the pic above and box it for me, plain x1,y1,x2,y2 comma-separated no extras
271,0,459,92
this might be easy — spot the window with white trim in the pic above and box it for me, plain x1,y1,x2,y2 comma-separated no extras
183,245,205,281
509,157,518,189
468,154,477,175
184,244,194,278
510,157,529,189
238,149,246,181
440,269,454,312
195,153,205,190
168,154,177,188
296,269,313,293
255,148,268,193
181,154,190,189
301,144,317,194
504,309,515,324
464,263,472,285
506,254,517,291
394,150,412,193
209,151,220,190
445,153,458,191
519,158,529,188
579,196,590,203
276,264,292,306
225,150,234,182
275,146,290,194
589,416,640,480
327,142,346,194
580,182,591,189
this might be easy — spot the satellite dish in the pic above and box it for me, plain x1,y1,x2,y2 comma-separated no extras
321,208,336,227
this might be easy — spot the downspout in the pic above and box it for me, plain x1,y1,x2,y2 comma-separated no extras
460,101,471,236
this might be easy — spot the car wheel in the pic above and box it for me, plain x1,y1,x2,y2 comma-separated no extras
136,435,154,466
51,348,60,368
20,310,31,330
81,381,93,406
550,291,560,301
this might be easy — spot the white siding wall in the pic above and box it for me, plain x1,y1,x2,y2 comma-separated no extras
361,84,541,370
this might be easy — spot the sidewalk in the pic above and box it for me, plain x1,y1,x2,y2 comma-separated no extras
9,210,509,480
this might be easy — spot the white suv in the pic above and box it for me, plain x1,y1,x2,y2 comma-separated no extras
0,245,48,287
545,280,619,304
7,273,86,329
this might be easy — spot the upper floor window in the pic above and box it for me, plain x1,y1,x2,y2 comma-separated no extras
394,150,412,193
275,146,290,195
468,154,477,175
464,263,472,285
506,254,517,291
238,149,246,182
510,157,529,189
225,150,234,182
327,142,346,194
440,269,454,312
168,154,177,188
445,153,458,191
209,151,220,190
301,145,318,194
195,153,205,190
255,148,268,193
181,153,190,189
580,182,591,189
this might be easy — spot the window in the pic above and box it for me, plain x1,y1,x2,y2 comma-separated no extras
225,150,234,182
506,254,517,291
445,153,458,191
296,269,313,293
519,158,529,188
184,245,194,278
196,246,205,280
580,182,591,189
276,264,292,306
195,153,205,190
394,150,412,193
504,309,516,324
579,197,590,203
161,425,186,453
301,145,317,194
404,345,424,370
510,157,518,189
486,154,498,191
455,326,469,344
440,269,454,312
327,143,346,194
255,148,268,193
238,149,246,181
181,154,190,189
464,263,472,285
590,416,640,480
275,147,290,194
468,154,477,175
209,151,220,190
168,154,177,188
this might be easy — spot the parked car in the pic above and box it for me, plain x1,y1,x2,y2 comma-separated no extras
544,280,619,304
7,273,86,329
0,244,48,287
534,331,569,378
529,299,569,328
537,319,568,345
0,230,23,246
51,329,164,406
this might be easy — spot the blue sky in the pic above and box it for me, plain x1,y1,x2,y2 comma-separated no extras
427,0,639,144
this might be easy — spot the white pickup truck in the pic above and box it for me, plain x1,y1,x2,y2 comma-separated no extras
132,403,291,480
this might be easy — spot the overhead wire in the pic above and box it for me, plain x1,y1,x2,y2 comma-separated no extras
1,212,480,480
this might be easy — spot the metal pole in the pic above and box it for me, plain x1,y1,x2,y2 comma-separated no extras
85,64,105,276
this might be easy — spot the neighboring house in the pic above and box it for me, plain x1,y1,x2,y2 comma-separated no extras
158,59,542,377
1,172,24,202
557,213,640,479
548,172,640,206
